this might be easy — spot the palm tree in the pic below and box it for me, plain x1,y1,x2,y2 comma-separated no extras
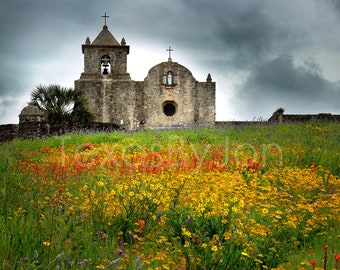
31,84,94,122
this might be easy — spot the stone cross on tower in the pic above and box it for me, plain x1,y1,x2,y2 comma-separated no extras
167,46,173,62
102,12,109,26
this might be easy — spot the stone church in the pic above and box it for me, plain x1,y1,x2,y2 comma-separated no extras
75,22,216,130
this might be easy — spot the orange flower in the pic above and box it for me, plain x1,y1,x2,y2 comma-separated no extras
139,220,146,230
81,142,93,150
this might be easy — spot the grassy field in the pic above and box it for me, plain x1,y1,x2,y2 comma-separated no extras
1,123,339,269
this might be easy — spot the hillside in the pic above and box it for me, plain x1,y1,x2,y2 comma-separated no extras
1,123,339,269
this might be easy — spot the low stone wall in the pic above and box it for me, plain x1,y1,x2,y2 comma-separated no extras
215,121,270,127
1,115,339,143
268,112,340,123
0,124,18,143
0,122,121,143
282,113,340,123
43,122,121,136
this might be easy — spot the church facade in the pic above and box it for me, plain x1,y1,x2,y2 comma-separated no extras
75,24,215,130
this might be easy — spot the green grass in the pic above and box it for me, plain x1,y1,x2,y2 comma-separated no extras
1,122,339,269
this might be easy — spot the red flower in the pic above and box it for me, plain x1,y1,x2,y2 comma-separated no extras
335,253,340,270
334,253,340,261
310,259,317,266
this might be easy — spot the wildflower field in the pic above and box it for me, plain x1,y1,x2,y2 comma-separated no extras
1,123,339,269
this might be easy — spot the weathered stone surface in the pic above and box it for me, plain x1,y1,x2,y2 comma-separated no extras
75,25,216,130
0,124,18,143
19,103,43,123
268,111,340,123
144,62,215,128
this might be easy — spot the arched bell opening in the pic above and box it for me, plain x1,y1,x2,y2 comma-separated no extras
101,55,111,75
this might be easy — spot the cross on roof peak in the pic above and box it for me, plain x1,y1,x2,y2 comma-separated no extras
102,12,109,26
166,46,173,62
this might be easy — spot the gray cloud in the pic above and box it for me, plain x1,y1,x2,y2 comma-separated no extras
330,0,340,12
235,54,340,118
0,0,340,124
217,3,275,55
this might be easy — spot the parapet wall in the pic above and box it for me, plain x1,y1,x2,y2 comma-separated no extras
0,122,120,143
0,124,18,142
268,112,340,123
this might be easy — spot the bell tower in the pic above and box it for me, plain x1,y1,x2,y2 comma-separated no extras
77,15,130,80
75,14,133,123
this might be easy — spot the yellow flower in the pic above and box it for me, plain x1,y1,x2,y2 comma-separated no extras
262,208,268,215
181,227,192,238
43,241,51,246
254,259,263,264
222,219,228,224
211,245,218,252
223,231,232,240
184,241,190,248
241,251,251,258
97,181,105,187
96,264,105,269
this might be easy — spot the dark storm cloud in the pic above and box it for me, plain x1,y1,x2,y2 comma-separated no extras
146,1,282,60
0,0,98,123
235,54,340,118
330,0,340,12
213,2,281,55
162,0,311,72
0,0,339,123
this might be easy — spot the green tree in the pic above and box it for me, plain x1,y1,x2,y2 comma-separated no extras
31,84,94,122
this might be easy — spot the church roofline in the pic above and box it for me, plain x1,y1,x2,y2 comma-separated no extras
81,44,130,54
91,25,120,46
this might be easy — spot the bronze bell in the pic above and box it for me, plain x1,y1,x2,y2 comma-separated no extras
103,67,109,75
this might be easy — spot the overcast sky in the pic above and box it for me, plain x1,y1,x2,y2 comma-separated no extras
1,0,339,124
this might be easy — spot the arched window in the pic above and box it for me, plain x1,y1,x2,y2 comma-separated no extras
167,71,173,85
101,55,111,75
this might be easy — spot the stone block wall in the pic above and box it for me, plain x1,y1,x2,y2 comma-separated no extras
82,45,130,78
0,122,121,143
0,124,18,143
269,111,340,123
76,78,146,130
106,81,142,130
143,62,215,129
195,81,216,125
19,122,46,139
76,61,216,130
